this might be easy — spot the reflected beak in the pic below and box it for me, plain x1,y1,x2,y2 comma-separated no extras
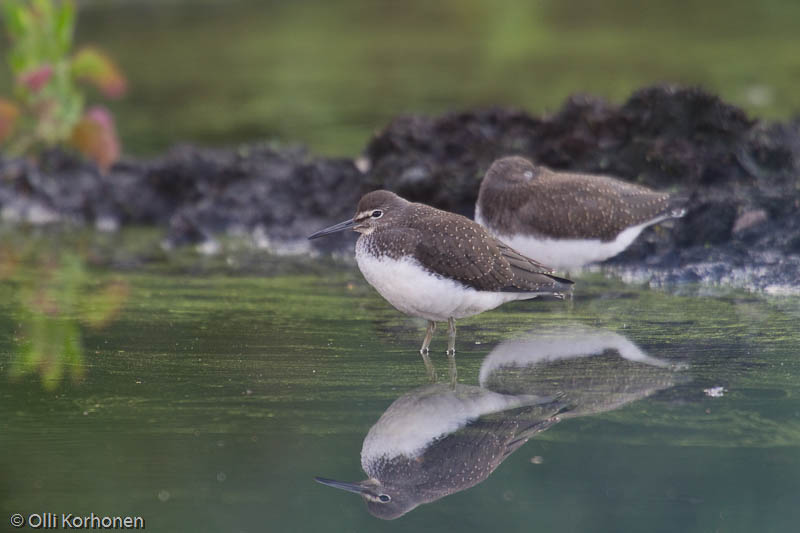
308,218,356,239
314,477,367,495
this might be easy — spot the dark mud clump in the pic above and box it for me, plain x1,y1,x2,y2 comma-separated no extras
363,85,800,290
0,144,363,254
1,84,798,289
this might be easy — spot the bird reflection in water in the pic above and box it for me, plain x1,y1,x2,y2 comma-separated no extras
315,325,688,519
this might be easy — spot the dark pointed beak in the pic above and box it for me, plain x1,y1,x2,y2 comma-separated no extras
308,218,356,239
314,477,367,494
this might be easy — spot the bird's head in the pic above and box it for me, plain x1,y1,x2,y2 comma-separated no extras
314,477,417,520
308,190,408,239
482,156,539,188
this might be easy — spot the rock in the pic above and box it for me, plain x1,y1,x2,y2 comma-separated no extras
677,201,737,247
732,209,768,235
364,107,542,217
0,143,364,251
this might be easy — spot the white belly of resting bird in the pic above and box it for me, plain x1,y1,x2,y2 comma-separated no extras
475,209,669,270
355,249,536,322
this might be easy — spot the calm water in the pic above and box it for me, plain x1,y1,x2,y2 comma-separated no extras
1,0,798,155
1,241,799,532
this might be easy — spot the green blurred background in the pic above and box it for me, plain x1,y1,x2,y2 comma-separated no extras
2,0,797,156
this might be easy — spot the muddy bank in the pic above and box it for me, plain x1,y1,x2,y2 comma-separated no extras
0,143,363,254
1,85,798,289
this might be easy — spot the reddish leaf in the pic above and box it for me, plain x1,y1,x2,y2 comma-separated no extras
71,47,127,99
70,106,121,173
0,98,20,142
18,64,54,92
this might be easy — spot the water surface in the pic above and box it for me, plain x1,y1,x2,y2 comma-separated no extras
1,243,798,531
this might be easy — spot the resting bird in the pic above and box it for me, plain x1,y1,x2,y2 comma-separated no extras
475,156,686,270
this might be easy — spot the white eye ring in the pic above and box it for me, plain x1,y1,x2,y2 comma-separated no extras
523,171,534,179
378,494,391,502
371,210,383,218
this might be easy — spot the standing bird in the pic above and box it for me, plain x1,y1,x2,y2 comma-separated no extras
315,383,563,520
475,156,686,270
308,190,572,357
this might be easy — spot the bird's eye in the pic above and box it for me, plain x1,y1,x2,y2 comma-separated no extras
523,171,534,179
378,494,391,503
371,210,383,219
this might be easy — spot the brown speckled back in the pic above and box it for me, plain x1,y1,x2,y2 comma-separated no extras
478,156,678,241
357,190,572,293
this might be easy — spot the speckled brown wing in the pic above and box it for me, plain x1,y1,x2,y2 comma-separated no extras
406,205,572,293
493,240,574,288
523,170,674,241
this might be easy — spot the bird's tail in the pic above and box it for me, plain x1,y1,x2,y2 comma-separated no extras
670,206,688,218
546,273,575,299
668,193,690,218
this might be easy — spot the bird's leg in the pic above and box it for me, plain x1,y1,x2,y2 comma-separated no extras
446,317,456,356
420,321,437,383
420,321,436,355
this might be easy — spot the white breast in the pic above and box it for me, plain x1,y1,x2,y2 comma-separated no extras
361,384,527,466
355,240,536,322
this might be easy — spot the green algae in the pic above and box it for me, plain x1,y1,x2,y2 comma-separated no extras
1,242,798,531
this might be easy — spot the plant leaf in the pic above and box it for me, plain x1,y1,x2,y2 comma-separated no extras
70,106,121,173
71,47,127,99
1,1,32,41
31,0,54,22
0,98,21,143
18,64,54,92
54,0,75,55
